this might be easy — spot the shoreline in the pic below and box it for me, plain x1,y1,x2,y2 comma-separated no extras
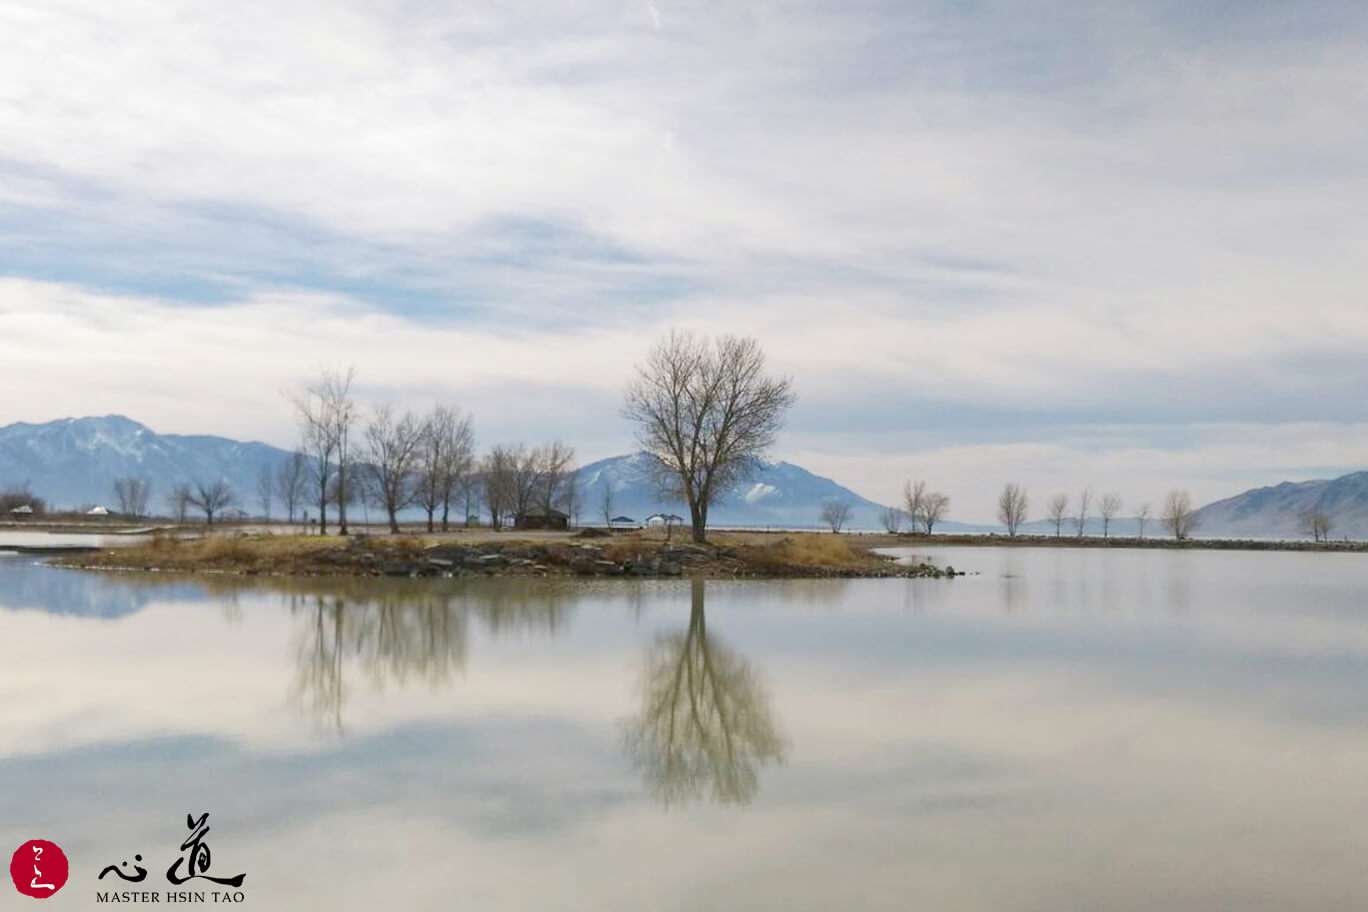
855,531,1368,552
48,531,959,580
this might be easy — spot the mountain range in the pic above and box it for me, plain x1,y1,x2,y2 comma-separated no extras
0,416,288,512
1191,472,1368,539
0,415,908,528
1,416,1365,537
571,450,958,530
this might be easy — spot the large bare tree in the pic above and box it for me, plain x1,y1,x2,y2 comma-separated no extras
1047,494,1069,537
622,331,795,543
997,482,1028,536
290,366,357,535
361,405,425,533
112,477,151,518
1098,493,1122,539
1161,490,1197,541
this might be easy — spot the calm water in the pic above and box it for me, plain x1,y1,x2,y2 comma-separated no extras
2,546,1367,910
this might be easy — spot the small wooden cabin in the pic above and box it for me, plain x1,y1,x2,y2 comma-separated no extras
516,507,569,530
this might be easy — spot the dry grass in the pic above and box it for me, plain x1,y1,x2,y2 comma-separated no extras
736,533,880,573
58,533,354,571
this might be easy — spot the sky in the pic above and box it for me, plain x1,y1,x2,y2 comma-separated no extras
1,0,1366,522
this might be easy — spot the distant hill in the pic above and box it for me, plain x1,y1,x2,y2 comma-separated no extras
573,451,979,531
1192,472,1368,539
0,415,291,512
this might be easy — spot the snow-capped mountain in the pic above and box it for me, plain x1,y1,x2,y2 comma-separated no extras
0,415,290,511
574,451,896,530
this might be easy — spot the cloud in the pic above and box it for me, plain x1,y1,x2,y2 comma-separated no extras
1,1,1367,518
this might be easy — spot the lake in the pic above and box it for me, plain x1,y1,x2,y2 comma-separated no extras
2,545,1366,910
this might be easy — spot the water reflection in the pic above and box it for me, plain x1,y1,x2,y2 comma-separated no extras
287,579,580,729
0,557,203,619
622,580,785,807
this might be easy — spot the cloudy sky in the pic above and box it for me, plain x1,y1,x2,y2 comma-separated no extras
1,0,1365,521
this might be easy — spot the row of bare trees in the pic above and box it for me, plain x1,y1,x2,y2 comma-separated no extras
286,366,590,535
482,440,578,531
287,368,486,534
902,480,950,533
869,481,953,534
1008,485,1197,540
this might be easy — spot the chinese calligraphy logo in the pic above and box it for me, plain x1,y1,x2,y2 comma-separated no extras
9,840,69,899
98,812,245,890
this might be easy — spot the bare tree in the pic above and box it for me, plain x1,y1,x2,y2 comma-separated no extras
165,484,192,523
997,482,1028,536
1300,510,1334,543
437,411,475,531
186,478,234,525
460,475,481,528
361,405,425,533
1047,494,1069,537
413,405,477,532
601,484,615,528
1162,490,1197,541
1098,493,1122,539
561,473,581,528
535,439,577,519
622,330,795,543
290,366,357,535
904,480,949,534
918,492,949,534
1136,502,1151,539
1075,488,1091,538
880,506,903,534
903,480,926,528
820,498,851,533
256,464,273,520
112,477,152,518
482,445,518,531
510,444,542,525
275,451,307,524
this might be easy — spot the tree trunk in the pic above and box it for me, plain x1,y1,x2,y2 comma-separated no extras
337,465,348,535
690,499,708,543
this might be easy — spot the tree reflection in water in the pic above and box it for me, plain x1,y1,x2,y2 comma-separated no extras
290,579,577,730
623,580,785,807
